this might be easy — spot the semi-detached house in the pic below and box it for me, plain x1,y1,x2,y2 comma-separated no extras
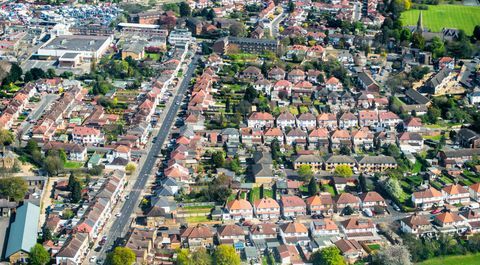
72,126,104,144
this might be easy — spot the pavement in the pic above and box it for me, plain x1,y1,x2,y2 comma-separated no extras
95,54,199,263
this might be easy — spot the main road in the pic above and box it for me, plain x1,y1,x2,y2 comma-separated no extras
97,54,199,262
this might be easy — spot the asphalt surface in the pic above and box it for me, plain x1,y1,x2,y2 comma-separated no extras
97,55,199,262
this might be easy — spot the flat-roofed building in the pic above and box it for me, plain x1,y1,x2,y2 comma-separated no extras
37,35,113,61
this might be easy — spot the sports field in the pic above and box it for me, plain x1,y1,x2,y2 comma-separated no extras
401,5,480,33
416,253,480,265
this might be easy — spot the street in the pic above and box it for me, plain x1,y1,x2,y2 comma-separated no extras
271,11,287,38
17,94,58,144
95,55,199,262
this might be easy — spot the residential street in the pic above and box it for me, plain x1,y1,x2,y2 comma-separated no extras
95,55,199,262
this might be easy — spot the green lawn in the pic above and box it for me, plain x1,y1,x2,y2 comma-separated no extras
417,253,480,265
323,184,336,196
401,5,480,33
181,206,212,213
64,161,84,169
146,52,161,61
367,244,381,251
186,215,209,223
423,135,442,141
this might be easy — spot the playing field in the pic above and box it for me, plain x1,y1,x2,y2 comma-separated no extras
417,253,480,265
401,5,480,33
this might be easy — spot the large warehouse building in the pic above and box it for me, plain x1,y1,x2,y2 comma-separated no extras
36,35,113,61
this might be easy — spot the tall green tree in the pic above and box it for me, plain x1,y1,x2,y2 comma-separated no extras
176,249,191,265
308,177,319,196
71,181,82,203
213,245,240,265
334,165,353,178
29,243,50,265
0,177,27,202
192,247,212,265
44,155,64,176
212,151,226,168
297,164,314,181
0,129,14,146
179,2,191,17
106,247,136,265
474,25,480,41
310,246,346,265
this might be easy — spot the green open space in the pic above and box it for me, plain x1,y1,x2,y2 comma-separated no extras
417,253,480,265
64,161,84,169
401,5,480,33
186,215,209,223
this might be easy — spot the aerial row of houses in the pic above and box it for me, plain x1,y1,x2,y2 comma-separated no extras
178,216,377,264
225,191,385,221
53,170,126,265
0,84,36,130
411,184,480,210
247,110,402,130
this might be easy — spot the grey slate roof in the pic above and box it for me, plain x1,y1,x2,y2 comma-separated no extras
326,155,356,164
253,151,273,164
405,88,430,105
357,155,397,164
294,154,324,163
5,203,40,258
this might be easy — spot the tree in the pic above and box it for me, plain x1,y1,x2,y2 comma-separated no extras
192,247,212,265
29,244,50,265
26,139,39,153
212,151,226,168
297,164,313,181
213,245,240,265
384,144,401,158
384,177,406,201
359,173,367,192
474,25,480,41
429,37,445,58
371,245,412,265
310,246,346,265
0,177,28,202
412,32,425,50
71,180,82,203
229,22,245,37
58,149,67,163
179,2,191,17
426,107,441,123
308,177,319,196
162,3,180,14
125,163,136,174
176,249,191,265
42,227,53,242
68,172,76,191
44,155,64,176
339,144,351,155
271,139,282,163
0,129,14,146
106,247,136,265
334,165,353,178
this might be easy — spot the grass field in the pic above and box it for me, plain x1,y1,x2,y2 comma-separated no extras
401,5,480,33
64,161,84,169
417,253,480,265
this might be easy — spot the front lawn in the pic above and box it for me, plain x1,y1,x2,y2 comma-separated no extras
417,253,480,265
